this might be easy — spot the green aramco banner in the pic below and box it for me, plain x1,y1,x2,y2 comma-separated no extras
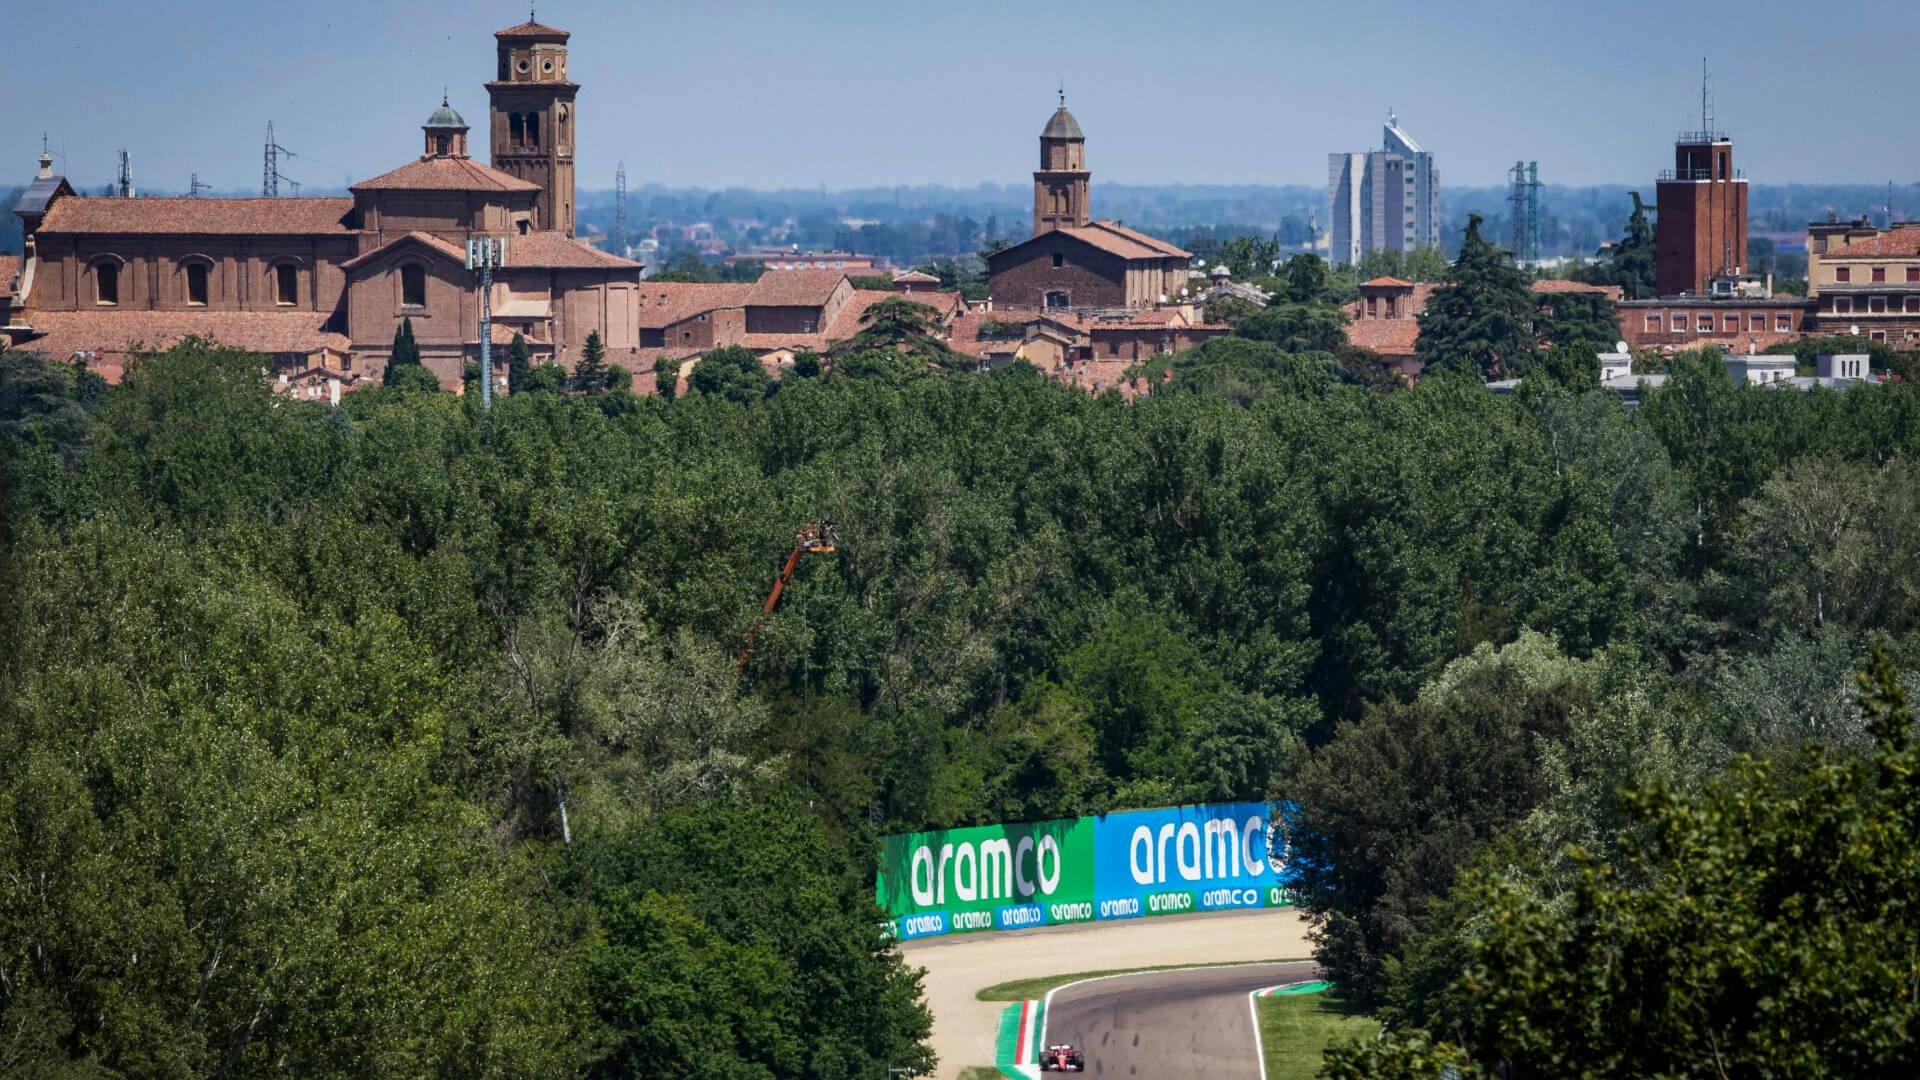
877,802,1292,939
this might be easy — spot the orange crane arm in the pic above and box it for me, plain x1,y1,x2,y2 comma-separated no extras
738,536,837,670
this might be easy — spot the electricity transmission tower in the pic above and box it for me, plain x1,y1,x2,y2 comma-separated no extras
188,173,211,197
262,122,300,196
1507,160,1541,264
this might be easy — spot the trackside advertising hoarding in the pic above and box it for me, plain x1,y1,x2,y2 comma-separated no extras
877,802,1292,939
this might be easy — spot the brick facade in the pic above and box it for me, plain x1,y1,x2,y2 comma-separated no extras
1655,136,1748,296
7,18,640,390
1619,298,1810,352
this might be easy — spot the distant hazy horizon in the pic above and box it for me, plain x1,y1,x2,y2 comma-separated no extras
5,1,1916,196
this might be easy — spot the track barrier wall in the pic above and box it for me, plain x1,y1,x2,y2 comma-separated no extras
877,801,1294,940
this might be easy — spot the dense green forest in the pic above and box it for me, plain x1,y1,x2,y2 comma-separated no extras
6,237,1920,1074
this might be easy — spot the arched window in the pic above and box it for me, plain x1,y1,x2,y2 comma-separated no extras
401,264,426,307
95,262,120,306
510,113,525,147
526,112,541,148
186,263,209,306
275,264,298,306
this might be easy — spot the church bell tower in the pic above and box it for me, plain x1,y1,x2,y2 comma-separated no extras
488,14,578,235
1034,92,1090,234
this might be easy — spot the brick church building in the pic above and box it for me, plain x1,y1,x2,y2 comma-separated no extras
3,17,642,391
986,97,1191,312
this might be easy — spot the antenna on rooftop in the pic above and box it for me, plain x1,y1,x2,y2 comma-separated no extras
262,122,300,197
114,150,134,198
188,173,211,197
1701,57,1714,136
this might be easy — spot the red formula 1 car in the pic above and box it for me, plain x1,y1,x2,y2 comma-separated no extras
1038,1043,1086,1072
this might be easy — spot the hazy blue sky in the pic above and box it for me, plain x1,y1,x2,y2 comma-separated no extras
7,0,1916,194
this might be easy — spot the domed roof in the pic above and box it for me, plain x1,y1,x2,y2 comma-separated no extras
424,95,467,130
1042,105,1084,141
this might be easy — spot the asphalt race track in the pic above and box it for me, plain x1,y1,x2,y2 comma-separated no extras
1041,960,1319,1078
901,909,1312,1079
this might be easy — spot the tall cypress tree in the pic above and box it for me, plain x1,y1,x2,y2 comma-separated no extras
1415,215,1538,380
383,318,421,386
573,330,607,393
507,332,532,394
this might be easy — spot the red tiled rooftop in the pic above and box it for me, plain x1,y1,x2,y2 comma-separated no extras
634,283,753,329
17,309,348,379
1083,220,1192,260
1360,276,1415,288
746,268,848,307
495,19,568,38
505,232,643,270
351,156,541,194
341,231,466,271
1531,279,1625,300
37,196,356,236
1826,225,1920,258
0,254,18,299
1343,317,1422,356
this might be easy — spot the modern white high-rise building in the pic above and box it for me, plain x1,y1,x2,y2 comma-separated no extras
1328,112,1439,266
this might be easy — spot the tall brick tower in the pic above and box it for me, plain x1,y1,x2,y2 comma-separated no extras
1654,129,1747,296
488,15,577,236
1033,92,1090,235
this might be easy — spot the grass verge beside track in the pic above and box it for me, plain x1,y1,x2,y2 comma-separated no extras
975,958,1311,1001
955,1068,1008,1080
1256,992,1378,1079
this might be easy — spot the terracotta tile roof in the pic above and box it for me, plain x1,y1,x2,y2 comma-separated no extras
505,232,643,270
733,290,959,355
350,156,540,194
991,222,1191,265
634,283,753,330
1059,358,1152,397
37,196,355,236
877,289,962,321
18,310,348,379
1826,225,1920,258
495,19,568,38
341,230,466,271
892,270,941,285
1344,317,1422,356
1360,276,1415,288
745,269,848,307
1531,279,1625,300
490,323,553,347
1099,308,1188,326
1083,221,1192,260
0,254,18,299
948,311,1029,358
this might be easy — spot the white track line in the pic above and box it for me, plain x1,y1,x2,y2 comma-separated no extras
1036,964,1314,1076
1248,980,1326,1080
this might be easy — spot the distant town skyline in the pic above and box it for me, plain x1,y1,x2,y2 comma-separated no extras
5,0,1917,195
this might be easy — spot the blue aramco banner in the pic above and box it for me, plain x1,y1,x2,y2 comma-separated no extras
878,801,1294,939
1090,802,1292,920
